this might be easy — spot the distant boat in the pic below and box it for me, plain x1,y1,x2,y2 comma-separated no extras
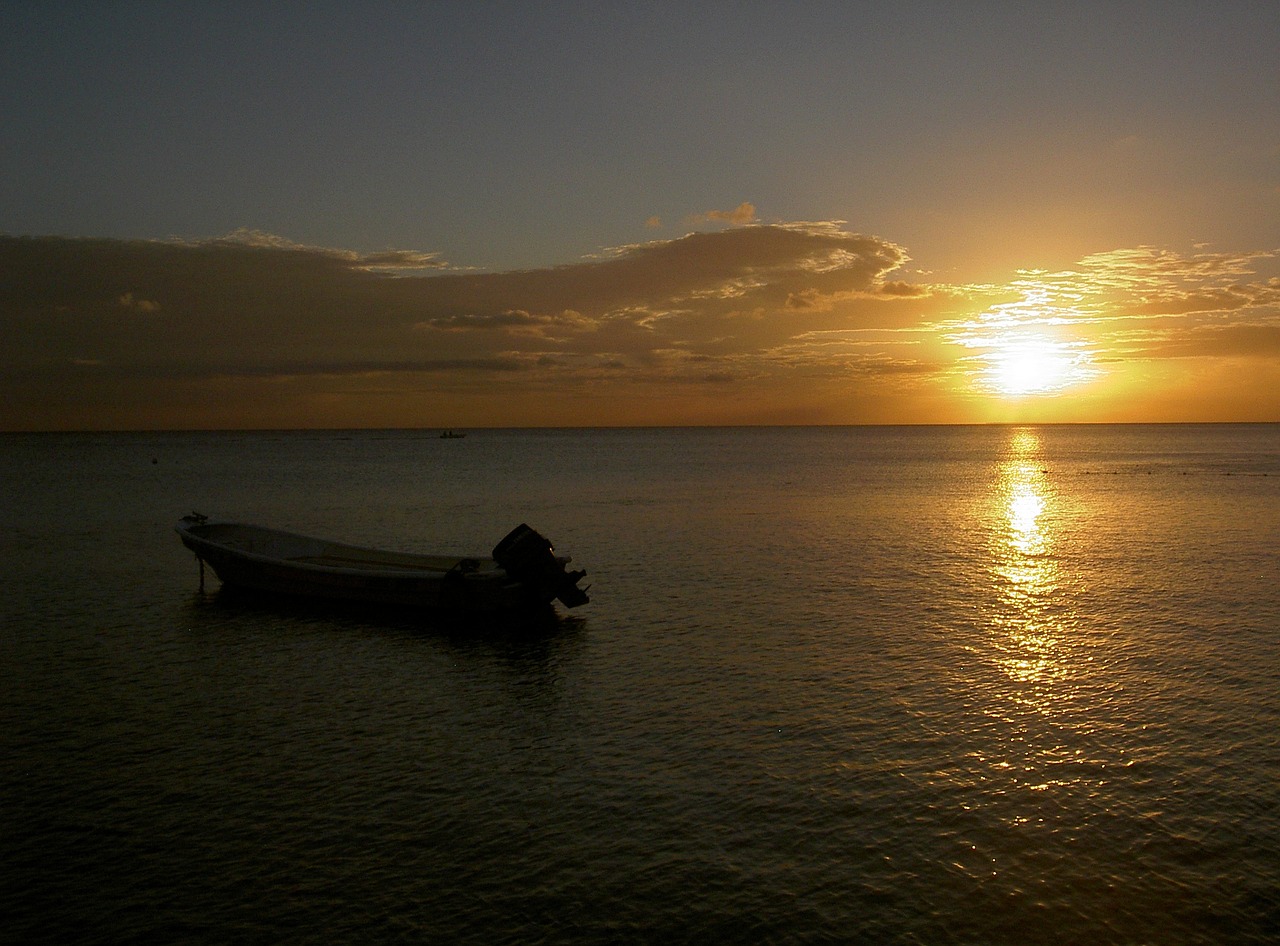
176,515,589,612
439,430,466,439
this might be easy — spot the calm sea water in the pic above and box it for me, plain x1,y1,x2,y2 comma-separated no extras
3,425,1278,944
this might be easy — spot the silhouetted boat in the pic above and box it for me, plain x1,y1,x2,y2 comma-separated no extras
176,515,589,612
439,430,466,439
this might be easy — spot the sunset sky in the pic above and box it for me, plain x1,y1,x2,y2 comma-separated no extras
3,2,1277,429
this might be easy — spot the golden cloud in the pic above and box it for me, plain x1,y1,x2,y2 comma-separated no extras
687,202,758,226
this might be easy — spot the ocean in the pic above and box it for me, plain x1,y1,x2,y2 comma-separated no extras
3,424,1278,944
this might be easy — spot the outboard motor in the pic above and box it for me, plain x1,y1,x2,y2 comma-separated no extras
493,524,589,608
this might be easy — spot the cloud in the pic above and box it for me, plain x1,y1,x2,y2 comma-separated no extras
2,230,1275,427
687,202,758,226
117,291,161,313
1131,322,1280,359
414,308,597,339
1071,247,1276,293
212,227,450,272
879,280,930,298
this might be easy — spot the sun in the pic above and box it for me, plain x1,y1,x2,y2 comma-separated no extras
990,344,1071,395
983,338,1094,396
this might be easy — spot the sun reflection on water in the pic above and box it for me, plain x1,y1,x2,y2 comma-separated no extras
1008,489,1045,555
991,428,1067,688
953,427,1137,838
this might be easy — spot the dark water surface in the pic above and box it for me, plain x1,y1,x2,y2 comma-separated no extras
3,425,1278,944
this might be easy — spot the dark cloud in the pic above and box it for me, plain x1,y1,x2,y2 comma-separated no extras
0,226,926,426
879,280,930,298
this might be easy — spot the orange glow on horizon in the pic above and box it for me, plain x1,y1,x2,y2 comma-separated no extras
1,233,1276,430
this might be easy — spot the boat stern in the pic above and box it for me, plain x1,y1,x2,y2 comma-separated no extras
493,524,590,608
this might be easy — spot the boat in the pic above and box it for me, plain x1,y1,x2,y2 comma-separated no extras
176,514,588,613
439,430,466,439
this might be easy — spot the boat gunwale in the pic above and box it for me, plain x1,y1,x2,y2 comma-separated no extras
176,520,510,582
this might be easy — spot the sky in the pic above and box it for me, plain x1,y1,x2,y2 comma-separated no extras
2,1,1278,429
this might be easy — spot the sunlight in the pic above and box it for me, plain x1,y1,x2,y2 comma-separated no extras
985,339,1081,396
989,342,1072,396
945,269,1111,403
